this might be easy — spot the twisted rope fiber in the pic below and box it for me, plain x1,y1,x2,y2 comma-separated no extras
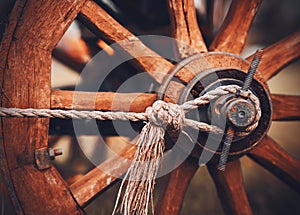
109,85,259,215
0,85,261,215
0,85,260,132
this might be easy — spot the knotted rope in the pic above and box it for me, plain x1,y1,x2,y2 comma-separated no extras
0,85,261,215
111,85,259,215
112,101,184,215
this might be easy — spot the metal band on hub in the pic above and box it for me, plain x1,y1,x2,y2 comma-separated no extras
157,52,272,163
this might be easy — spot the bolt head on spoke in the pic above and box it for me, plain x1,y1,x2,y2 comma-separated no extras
225,99,256,129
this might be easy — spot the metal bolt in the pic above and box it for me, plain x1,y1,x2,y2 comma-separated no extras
241,49,263,92
225,99,256,129
218,127,234,171
218,50,263,171
49,148,63,160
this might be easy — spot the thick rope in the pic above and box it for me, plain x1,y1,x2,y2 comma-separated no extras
0,85,261,215
0,85,260,133
0,107,223,135
112,86,260,215
113,101,184,215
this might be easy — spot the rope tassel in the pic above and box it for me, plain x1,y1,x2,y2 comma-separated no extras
113,101,184,215
0,85,261,214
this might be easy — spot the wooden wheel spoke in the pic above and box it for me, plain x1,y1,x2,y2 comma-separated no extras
53,38,92,72
78,0,175,83
271,94,300,121
70,145,136,207
208,159,253,215
210,0,262,55
168,0,207,58
248,136,300,193
155,157,198,215
51,90,156,112
247,30,300,81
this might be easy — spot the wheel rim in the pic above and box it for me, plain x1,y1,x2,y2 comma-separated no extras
1,0,299,214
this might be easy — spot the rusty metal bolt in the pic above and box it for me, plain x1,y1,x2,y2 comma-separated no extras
224,99,256,129
49,148,63,160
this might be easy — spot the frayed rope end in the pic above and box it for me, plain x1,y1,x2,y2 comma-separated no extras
113,101,184,215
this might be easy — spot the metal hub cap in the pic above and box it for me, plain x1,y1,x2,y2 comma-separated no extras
158,52,272,162
224,99,256,129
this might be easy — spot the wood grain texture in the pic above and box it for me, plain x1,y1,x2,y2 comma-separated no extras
168,0,207,58
78,1,197,84
248,136,300,193
155,157,198,215
0,0,26,73
13,0,87,51
1,42,83,215
51,90,156,112
271,94,300,121
162,52,268,103
247,30,300,81
70,145,136,207
208,159,253,215
210,0,262,55
78,0,172,83
0,0,86,213
0,1,27,213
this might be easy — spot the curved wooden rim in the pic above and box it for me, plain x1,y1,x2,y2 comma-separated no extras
1,0,299,214
0,0,87,214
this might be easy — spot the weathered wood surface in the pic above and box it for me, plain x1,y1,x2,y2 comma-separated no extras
78,0,172,83
249,136,300,193
70,144,136,207
247,30,300,81
78,0,196,84
0,0,87,213
0,1,24,74
155,157,198,215
51,90,156,112
0,0,299,214
163,52,268,103
208,160,253,215
210,0,262,55
0,2,27,213
168,0,207,58
271,94,300,121
13,0,86,51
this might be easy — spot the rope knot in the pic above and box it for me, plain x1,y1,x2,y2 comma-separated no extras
146,100,184,131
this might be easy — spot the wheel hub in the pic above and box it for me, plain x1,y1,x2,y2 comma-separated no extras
212,94,258,134
224,99,256,129
158,52,272,163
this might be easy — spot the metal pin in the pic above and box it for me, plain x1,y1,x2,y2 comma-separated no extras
218,127,234,171
218,50,263,171
241,49,263,92
49,148,63,160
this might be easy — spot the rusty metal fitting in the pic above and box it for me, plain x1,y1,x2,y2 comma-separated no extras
49,148,63,159
35,147,63,170
224,99,256,129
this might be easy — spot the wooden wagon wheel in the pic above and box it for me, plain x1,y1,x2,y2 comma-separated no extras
0,0,299,214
